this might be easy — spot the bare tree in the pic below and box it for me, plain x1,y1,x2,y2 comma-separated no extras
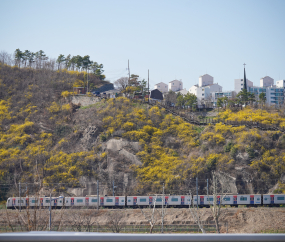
164,90,177,107
114,77,129,90
106,210,124,233
189,191,206,233
141,195,159,233
208,172,230,233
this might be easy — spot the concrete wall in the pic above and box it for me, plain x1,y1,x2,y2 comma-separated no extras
71,95,100,107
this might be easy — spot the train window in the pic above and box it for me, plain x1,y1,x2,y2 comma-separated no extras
156,198,162,202
257,198,260,200
46,200,50,203
32,200,38,203
121,200,124,202
277,197,285,200
223,198,230,201
140,198,147,202
91,199,97,202
171,198,178,202
106,199,113,202
207,198,213,201
240,197,247,201
77,199,83,203
60,201,62,203
128,200,131,202
264,198,268,200
18,200,24,203
66,200,68,203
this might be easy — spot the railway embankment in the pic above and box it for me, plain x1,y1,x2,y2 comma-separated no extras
1,207,285,233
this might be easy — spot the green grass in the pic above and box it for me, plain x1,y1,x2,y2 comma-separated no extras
261,229,285,233
194,126,205,133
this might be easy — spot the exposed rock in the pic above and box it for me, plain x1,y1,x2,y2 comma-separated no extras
79,125,100,151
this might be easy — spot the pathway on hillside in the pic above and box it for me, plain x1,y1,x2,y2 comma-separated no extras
146,100,284,132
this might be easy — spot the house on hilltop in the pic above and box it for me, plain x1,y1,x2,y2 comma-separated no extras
154,82,168,93
169,80,183,92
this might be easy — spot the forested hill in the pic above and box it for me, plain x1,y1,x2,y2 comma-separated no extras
0,63,285,200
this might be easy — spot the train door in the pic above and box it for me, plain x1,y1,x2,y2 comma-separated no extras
71,198,74,206
270,195,274,204
181,196,185,205
233,196,237,205
149,196,153,205
100,197,104,206
54,199,57,207
115,197,119,206
200,196,204,205
165,196,169,205
85,197,89,206
217,196,220,205
40,198,43,207
250,195,254,205
26,198,29,207
133,197,137,206
12,198,16,206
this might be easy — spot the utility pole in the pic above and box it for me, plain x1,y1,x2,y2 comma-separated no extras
128,60,130,84
207,179,209,197
49,193,51,231
196,177,198,210
148,69,149,103
87,67,88,94
97,180,99,211
162,183,164,233
19,182,21,212
113,180,114,196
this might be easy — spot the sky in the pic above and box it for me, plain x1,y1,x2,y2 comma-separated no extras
0,0,285,91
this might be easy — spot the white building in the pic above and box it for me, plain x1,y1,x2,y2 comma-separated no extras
234,79,253,95
169,80,183,92
260,76,274,87
154,82,168,93
276,80,285,88
199,74,214,87
213,91,236,106
189,83,222,105
175,88,188,95
189,74,222,104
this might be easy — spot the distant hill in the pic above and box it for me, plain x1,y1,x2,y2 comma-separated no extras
0,63,285,200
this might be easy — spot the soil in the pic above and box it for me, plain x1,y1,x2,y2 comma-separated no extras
1,207,285,233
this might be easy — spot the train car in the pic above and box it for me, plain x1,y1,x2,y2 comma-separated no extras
127,196,151,207
167,195,192,207
6,197,25,209
65,197,86,207
6,197,64,209
103,196,125,208
263,194,285,206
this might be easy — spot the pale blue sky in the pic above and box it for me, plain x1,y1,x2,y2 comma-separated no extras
1,0,285,91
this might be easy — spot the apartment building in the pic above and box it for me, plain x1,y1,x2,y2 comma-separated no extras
169,80,183,92
154,82,168,93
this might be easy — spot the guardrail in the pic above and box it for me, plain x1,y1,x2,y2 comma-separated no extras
0,232,285,242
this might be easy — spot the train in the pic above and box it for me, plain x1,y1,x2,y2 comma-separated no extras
6,193,285,209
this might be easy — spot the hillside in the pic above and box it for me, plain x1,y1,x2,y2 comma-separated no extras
0,64,285,199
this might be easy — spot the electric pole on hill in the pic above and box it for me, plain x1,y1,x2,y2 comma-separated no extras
148,69,149,103
128,60,130,84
